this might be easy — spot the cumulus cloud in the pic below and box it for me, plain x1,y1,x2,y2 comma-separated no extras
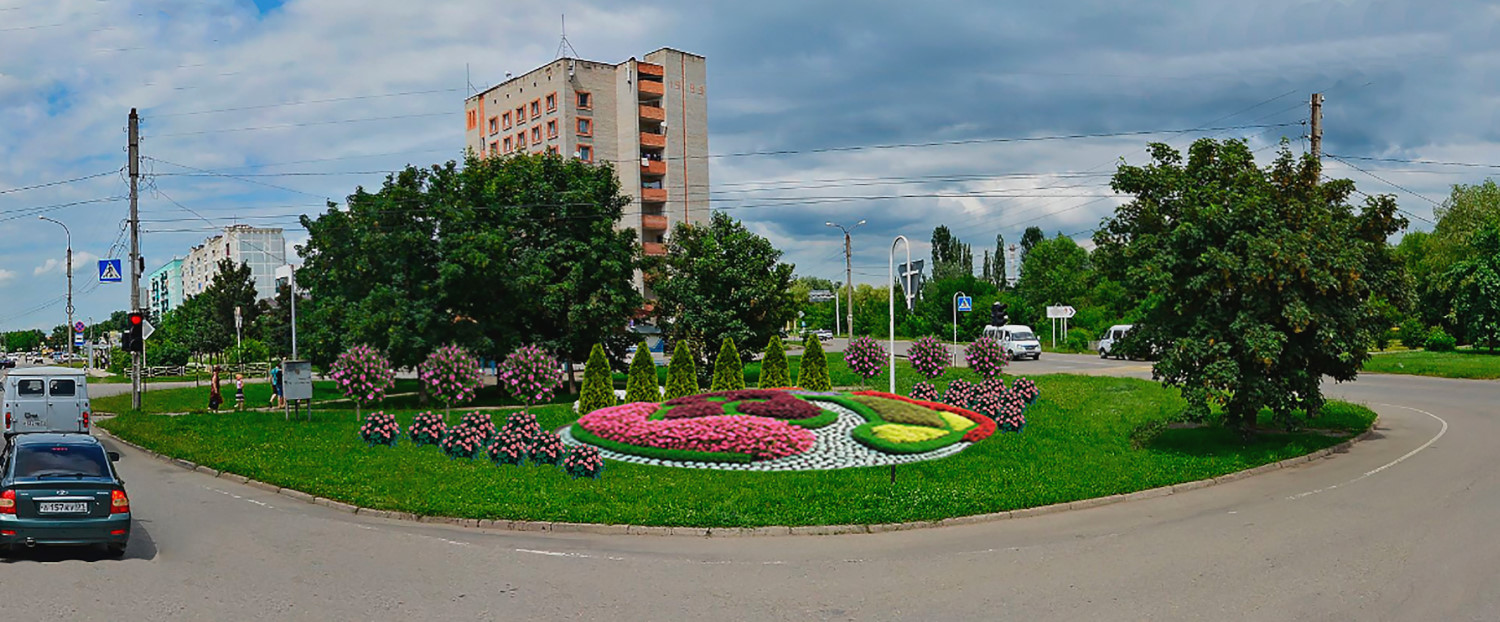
0,270,16,285
34,251,103,276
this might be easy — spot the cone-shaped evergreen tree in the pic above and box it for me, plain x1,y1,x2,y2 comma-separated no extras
577,343,617,414
624,341,661,403
709,337,746,391
665,340,700,399
758,335,791,388
796,336,832,391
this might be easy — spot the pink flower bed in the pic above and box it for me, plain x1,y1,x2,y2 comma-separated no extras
577,402,816,460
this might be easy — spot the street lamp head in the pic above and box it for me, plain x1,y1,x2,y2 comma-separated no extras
857,220,866,226
825,222,835,227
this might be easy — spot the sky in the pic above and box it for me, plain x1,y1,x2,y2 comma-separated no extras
1,0,1497,331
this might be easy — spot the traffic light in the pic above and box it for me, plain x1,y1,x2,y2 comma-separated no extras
124,312,144,353
990,302,1009,326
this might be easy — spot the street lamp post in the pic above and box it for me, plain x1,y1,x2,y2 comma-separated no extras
39,216,73,360
889,235,911,394
825,220,865,342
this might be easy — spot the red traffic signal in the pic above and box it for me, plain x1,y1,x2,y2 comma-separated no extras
130,314,142,325
124,312,145,352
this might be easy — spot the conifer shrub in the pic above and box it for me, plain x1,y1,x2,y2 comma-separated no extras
758,335,792,388
709,337,746,392
796,336,832,391
577,343,617,414
665,341,700,399
624,341,662,403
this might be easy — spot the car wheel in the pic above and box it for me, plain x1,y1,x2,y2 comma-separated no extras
1099,349,1108,359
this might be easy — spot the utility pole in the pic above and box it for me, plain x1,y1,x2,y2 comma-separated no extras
1309,93,1323,170
129,108,141,410
826,220,865,341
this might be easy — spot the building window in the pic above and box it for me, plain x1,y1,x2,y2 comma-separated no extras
502,112,512,129
488,117,498,134
547,145,560,155
546,92,557,112
577,118,592,136
515,106,525,123
489,141,498,155
517,132,526,149
466,109,477,130
503,136,513,152
530,99,540,118
531,127,542,144
577,145,593,162
546,120,558,139
576,91,591,109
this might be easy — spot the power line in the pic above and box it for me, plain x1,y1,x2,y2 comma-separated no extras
0,196,126,222
146,157,330,200
1327,154,1500,171
146,88,465,118
0,168,122,195
1326,155,1442,207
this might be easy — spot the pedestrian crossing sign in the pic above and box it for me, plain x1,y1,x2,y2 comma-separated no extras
98,259,123,283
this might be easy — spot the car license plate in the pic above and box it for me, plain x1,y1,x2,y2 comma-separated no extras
38,502,88,514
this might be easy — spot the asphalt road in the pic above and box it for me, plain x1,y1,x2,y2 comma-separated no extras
2,355,1496,620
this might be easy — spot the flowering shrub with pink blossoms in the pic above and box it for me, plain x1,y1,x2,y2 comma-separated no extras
908,381,940,402
906,336,950,379
942,378,977,408
420,345,483,415
359,411,400,447
330,345,397,419
577,402,815,460
440,412,496,460
843,337,887,386
498,345,564,414
561,445,604,479
408,411,447,447
965,337,1008,380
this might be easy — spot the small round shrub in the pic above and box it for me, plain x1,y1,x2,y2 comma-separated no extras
994,390,1028,432
498,345,564,413
965,337,1008,380
562,445,605,479
1425,327,1457,351
1399,318,1427,348
500,411,543,452
967,388,1004,418
419,344,483,413
1011,377,1040,404
943,378,977,408
408,411,447,447
330,345,397,418
488,427,529,465
908,381,940,402
844,336,887,385
440,412,495,460
978,377,1007,400
359,411,400,447
906,336,950,379
529,431,566,465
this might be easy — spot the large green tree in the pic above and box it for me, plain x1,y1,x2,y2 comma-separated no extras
930,225,973,281
1016,233,1092,313
1094,139,1406,431
647,211,796,371
1447,227,1500,351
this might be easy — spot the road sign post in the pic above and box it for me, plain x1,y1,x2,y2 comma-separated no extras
1046,305,1076,348
952,292,971,365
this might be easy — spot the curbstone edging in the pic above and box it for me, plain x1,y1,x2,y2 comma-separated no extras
91,415,1379,538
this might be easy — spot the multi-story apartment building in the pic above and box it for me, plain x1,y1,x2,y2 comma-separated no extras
183,225,288,301
464,47,709,287
146,258,184,319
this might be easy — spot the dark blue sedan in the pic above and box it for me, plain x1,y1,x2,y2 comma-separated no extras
0,433,131,556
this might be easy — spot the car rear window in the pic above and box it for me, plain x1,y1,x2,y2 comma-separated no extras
16,379,44,397
13,445,109,478
49,379,76,397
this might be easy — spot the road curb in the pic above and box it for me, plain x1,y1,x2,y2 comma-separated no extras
94,417,1380,538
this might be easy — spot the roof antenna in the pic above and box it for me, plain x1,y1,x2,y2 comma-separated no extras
466,63,476,95
555,14,579,59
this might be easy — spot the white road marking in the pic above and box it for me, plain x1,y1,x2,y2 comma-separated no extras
513,548,623,561
205,486,274,509
1288,403,1448,500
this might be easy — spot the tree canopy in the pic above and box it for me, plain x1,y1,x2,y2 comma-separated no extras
1094,139,1406,430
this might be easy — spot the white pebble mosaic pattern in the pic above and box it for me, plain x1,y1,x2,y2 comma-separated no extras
558,402,972,471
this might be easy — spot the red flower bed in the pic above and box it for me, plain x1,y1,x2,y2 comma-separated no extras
850,390,996,441
661,390,823,420
661,400,727,419
736,397,822,419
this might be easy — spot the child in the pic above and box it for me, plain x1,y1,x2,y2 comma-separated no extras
234,373,246,411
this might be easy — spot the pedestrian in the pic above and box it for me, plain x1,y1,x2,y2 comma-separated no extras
208,366,223,412
234,374,246,411
269,361,284,409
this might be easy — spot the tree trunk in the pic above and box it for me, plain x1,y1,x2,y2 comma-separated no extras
566,356,578,394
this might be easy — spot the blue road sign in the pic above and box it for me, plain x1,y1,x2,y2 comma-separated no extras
73,334,84,347
98,259,123,283
957,296,973,312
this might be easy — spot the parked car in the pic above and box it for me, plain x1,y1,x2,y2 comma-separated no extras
2,366,92,438
0,433,131,556
0,358,15,370
1099,324,1134,359
982,325,1042,360
813,329,834,341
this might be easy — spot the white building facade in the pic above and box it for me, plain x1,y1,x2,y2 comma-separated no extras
183,225,288,301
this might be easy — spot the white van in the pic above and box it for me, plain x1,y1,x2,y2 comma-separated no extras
1099,324,1134,359
982,324,1042,360
2,366,92,438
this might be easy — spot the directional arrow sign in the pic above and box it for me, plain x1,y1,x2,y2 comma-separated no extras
1046,305,1077,319
141,319,156,341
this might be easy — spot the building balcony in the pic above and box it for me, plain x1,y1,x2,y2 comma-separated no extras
641,160,666,177
638,80,665,98
639,104,666,122
640,132,666,149
637,62,664,78
642,242,667,256
642,214,669,230
640,187,668,202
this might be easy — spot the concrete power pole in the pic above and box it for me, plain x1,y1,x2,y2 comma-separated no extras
1309,93,1323,170
844,232,853,339
129,108,141,410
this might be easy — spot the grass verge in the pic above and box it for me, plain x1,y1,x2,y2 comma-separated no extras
98,373,1376,528
1361,349,1500,380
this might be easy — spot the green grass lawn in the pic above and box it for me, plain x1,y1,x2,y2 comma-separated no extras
1361,348,1500,380
91,379,428,414
98,373,1375,527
